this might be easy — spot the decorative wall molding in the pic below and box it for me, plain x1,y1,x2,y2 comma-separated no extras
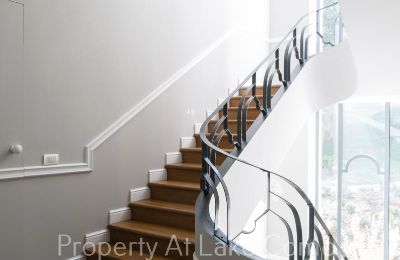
0,148,93,181
0,27,241,181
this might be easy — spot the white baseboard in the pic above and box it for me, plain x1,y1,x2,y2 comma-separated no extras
130,187,150,202
165,152,182,164
85,229,110,245
109,207,131,224
194,123,202,134
148,168,167,183
180,137,196,148
66,255,86,260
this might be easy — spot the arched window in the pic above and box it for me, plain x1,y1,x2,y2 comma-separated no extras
318,102,400,260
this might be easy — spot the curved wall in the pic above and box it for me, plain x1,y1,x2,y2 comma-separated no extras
198,41,358,259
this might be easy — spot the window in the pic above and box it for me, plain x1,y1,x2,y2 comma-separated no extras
318,102,400,260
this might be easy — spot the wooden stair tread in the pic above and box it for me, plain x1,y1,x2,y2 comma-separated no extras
86,244,172,260
231,94,263,100
209,119,255,123
180,147,232,153
109,220,195,243
165,163,201,170
239,85,280,90
130,199,195,215
195,133,237,138
224,107,259,111
149,180,200,191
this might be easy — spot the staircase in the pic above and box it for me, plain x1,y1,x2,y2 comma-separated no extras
86,3,350,260
196,2,351,260
85,86,279,259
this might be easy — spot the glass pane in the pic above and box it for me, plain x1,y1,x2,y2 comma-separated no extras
342,103,385,259
390,104,400,260
319,105,338,236
320,0,340,46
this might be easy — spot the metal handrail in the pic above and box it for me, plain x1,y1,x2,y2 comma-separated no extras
199,1,339,164
199,2,349,259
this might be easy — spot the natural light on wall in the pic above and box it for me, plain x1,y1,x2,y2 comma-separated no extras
317,102,400,260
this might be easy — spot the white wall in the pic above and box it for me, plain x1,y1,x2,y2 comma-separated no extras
0,0,269,168
0,0,270,259
339,0,400,97
269,0,310,41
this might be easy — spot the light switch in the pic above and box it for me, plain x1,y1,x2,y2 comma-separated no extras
43,154,60,166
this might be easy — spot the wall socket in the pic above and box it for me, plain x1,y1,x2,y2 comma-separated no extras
43,154,60,166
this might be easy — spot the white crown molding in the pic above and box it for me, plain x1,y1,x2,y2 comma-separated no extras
0,27,240,181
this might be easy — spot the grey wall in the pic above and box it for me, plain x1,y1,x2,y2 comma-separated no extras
0,0,24,169
1,0,268,167
0,0,269,259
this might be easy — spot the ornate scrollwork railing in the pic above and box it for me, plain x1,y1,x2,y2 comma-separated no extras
199,2,349,260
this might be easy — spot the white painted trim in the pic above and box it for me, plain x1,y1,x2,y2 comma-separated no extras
0,27,240,181
217,97,225,107
85,229,110,245
130,187,150,202
109,207,131,224
0,148,93,181
206,109,219,121
148,168,167,183
194,123,202,134
86,26,238,151
66,255,86,260
165,152,182,164
180,137,196,148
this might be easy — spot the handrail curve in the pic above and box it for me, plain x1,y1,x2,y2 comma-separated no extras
199,2,348,259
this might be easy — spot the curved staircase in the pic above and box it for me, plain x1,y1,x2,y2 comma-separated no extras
86,2,351,260
85,86,275,259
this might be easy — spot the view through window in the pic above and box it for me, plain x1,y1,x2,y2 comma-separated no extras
319,102,400,260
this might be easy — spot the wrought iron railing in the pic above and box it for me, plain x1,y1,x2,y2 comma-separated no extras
199,2,348,259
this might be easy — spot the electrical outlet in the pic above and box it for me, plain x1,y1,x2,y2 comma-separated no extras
43,154,60,166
